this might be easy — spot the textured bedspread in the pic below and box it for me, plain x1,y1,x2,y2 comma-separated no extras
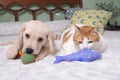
0,31,120,80
0,20,120,80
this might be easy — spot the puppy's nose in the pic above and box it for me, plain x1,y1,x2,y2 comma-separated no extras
26,48,34,54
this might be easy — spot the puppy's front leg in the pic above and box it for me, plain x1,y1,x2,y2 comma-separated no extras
7,44,20,59
35,47,49,61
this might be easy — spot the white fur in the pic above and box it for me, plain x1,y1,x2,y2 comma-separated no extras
79,37,93,49
79,34,107,52
60,24,84,55
61,33,78,54
60,24,107,56
7,20,55,61
90,34,107,53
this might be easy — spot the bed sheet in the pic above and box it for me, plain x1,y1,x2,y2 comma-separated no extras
0,20,120,80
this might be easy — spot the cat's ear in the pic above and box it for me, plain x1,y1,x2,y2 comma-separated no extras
93,26,99,32
74,25,80,32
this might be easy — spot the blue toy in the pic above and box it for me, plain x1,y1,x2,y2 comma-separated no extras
54,48,102,64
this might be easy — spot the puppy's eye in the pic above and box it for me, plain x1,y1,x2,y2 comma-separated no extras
88,41,93,43
38,37,43,42
25,34,30,38
79,41,82,43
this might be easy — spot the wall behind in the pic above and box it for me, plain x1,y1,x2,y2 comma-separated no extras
0,0,120,23
83,0,120,8
83,0,120,25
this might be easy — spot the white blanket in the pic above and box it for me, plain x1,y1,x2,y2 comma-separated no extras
0,31,120,80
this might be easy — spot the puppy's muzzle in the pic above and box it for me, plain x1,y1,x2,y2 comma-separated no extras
26,48,34,54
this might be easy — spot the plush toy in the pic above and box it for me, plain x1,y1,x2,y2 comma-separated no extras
17,50,35,64
17,50,22,58
54,48,102,64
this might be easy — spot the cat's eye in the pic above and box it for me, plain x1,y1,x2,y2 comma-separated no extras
88,41,93,43
79,41,82,43
25,34,30,39
38,37,43,42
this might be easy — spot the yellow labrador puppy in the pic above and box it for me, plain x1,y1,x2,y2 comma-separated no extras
7,20,55,61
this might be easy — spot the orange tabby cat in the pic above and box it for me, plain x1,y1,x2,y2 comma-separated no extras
60,24,106,55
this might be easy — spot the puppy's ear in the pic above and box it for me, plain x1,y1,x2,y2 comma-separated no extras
19,23,26,49
47,32,55,55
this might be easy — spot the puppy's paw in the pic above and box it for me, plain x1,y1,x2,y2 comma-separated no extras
35,54,46,61
35,58,40,61
7,44,19,59
35,57,44,61
7,51,18,59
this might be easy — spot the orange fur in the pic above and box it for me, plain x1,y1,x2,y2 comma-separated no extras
73,26,100,45
62,29,72,44
61,25,106,54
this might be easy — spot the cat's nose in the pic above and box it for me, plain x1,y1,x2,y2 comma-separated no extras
83,45,88,49
84,46,88,48
26,48,34,54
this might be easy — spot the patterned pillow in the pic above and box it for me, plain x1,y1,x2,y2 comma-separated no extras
65,7,86,19
66,10,112,34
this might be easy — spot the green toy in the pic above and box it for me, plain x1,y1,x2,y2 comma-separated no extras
21,53,35,64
